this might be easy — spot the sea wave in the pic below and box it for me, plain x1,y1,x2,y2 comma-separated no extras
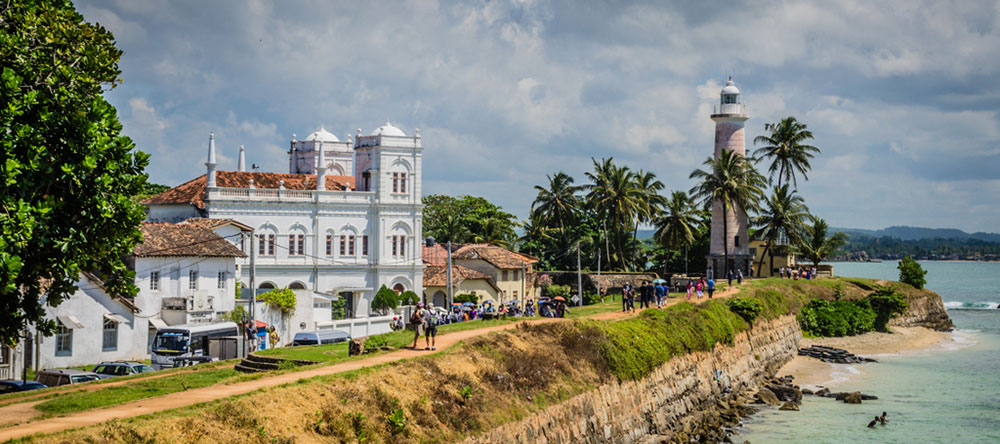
944,301,999,310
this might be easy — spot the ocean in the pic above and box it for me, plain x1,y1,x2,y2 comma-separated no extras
735,261,1000,444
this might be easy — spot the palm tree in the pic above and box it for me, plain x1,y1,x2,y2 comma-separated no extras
794,218,848,268
517,215,554,256
752,116,820,188
654,191,699,273
632,170,667,262
473,216,512,247
754,184,810,277
436,212,471,244
690,150,767,274
586,158,642,271
531,172,582,247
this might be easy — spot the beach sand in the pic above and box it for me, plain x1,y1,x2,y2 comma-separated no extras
778,326,954,387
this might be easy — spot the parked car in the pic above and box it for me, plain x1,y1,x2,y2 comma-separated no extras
291,330,350,346
0,380,48,393
91,361,156,379
34,369,101,387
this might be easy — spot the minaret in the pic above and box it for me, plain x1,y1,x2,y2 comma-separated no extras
708,77,751,279
206,132,217,188
316,140,327,191
238,144,246,172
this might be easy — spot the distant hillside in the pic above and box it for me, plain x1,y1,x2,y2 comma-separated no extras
832,225,1000,243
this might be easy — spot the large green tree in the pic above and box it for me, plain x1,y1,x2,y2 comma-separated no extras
689,150,767,273
422,195,517,246
1,0,150,343
753,184,810,276
654,191,699,272
530,172,582,250
752,116,820,188
794,218,848,268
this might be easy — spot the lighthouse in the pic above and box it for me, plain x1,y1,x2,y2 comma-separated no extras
707,77,751,279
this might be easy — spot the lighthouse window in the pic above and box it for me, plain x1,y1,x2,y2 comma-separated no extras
734,235,741,248
723,94,737,104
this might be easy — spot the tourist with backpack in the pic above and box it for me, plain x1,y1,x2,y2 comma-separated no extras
410,302,425,350
423,305,437,350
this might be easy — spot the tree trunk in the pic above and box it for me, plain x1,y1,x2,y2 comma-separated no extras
756,241,770,278
769,243,776,277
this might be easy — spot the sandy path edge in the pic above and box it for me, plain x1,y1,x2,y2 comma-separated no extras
0,283,745,441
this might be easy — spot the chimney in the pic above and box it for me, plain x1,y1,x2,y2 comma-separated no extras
205,132,217,188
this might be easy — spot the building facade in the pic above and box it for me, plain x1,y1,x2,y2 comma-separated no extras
143,122,424,339
707,77,753,279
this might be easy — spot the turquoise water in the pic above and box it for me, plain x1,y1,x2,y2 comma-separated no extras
736,261,1000,443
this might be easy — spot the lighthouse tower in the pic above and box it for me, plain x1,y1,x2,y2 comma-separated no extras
707,77,751,279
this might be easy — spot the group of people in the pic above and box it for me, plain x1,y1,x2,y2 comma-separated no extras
867,411,890,428
408,302,440,351
685,277,716,300
243,324,280,352
621,280,674,312
779,265,819,280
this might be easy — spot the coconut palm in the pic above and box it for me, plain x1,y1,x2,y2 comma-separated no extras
654,191,699,274
436,212,471,244
632,170,667,261
473,216,514,247
754,184,810,277
752,116,820,188
531,172,583,247
689,150,767,273
586,158,642,271
794,218,848,268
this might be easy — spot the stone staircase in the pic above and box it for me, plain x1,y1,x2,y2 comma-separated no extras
234,353,318,373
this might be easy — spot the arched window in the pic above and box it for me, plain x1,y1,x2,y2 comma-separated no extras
258,282,276,290
393,283,405,295
288,224,307,256
289,282,307,290
256,225,277,256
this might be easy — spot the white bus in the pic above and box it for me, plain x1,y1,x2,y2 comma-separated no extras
151,322,240,370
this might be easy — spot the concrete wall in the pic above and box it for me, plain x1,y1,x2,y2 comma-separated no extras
465,315,802,444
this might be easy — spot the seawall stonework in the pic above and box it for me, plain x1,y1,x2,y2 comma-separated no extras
465,315,802,444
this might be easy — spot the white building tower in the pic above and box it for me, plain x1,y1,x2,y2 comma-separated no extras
707,77,751,279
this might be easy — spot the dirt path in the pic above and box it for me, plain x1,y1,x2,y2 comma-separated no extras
0,283,746,441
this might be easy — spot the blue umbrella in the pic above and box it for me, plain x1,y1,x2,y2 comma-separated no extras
482,299,494,304
462,302,475,307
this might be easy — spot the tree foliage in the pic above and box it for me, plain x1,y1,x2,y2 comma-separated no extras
753,184,810,276
258,288,296,315
0,1,150,343
422,195,517,247
398,290,420,306
372,285,399,314
794,219,848,267
752,116,820,188
727,297,764,324
867,285,908,332
897,256,927,289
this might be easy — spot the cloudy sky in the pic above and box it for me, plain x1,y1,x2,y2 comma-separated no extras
78,0,1000,233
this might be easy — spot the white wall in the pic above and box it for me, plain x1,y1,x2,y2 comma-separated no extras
38,275,149,369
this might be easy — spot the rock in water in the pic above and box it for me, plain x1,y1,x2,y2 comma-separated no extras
767,384,803,403
754,388,781,406
844,392,863,404
779,401,800,411
814,387,830,397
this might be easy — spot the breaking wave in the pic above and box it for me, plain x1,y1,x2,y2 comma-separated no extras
944,301,999,310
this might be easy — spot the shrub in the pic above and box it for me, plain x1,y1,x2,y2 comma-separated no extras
372,285,399,314
331,297,347,320
398,290,420,306
727,297,764,324
583,292,601,306
897,256,927,289
867,285,908,332
798,298,875,337
385,407,407,435
363,334,388,353
222,305,248,324
258,288,296,315
454,294,478,304
544,285,570,299
536,274,553,288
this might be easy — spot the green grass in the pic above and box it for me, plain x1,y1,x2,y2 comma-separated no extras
31,368,252,417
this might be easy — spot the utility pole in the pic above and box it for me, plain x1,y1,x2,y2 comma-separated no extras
446,241,453,307
597,247,602,302
248,229,256,355
520,262,525,310
576,246,583,307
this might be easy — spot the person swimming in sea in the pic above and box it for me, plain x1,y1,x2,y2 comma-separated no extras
879,412,889,425
867,416,879,428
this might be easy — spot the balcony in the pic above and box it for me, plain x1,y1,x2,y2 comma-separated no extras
206,187,375,205
711,103,747,116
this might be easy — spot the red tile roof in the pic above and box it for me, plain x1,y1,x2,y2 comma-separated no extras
423,265,500,292
422,243,450,266
181,217,253,231
134,222,247,258
452,243,539,269
142,171,357,209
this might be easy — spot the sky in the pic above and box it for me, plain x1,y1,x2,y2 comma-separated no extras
77,0,1000,233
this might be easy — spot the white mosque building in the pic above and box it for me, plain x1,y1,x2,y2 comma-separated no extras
143,122,424,339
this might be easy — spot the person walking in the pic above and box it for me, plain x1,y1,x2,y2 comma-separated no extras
707,277,715,298
696,278,705,298
267,326,279,350
686,280,693,301
410,302,425,350
639,281,651,309
423,305,437,350
622,283,632,312
737,269,743,284
812,266,818,279
654,281,665,308
727,269,734,286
